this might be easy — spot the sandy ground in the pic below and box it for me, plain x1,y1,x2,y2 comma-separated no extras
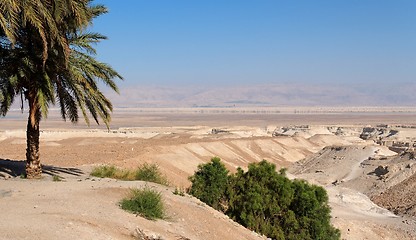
0,175,266,240
1,111,416,239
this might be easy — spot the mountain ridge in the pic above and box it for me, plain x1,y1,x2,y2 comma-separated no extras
105,83,416,108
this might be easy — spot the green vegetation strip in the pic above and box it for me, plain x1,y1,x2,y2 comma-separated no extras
91,163,169,185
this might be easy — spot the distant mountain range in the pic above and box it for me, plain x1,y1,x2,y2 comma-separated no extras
105,83,416,108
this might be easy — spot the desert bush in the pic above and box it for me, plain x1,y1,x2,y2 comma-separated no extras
120,187,165,220
287,179,340,240
90,165,118,178
90,164,169,185
188,158,341,240
135,163,169,186
173,187,186,196
187,157,229,211
226,161,294,239
52,175,63,182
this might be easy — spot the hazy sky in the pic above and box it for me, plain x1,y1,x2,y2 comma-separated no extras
92,1,416,87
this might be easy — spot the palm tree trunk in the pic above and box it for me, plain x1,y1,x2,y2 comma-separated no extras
26,92,42,178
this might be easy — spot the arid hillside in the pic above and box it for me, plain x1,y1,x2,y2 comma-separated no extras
1,114,416,239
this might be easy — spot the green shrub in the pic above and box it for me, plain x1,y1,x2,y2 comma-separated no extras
90,164,169,185
187,157,229,211
52,175,63,182
226,161,294,239
288,179,340,240
188,158,341,240
120,187,165,220
173,187,186,196
90,165,118,178
135,163,169,186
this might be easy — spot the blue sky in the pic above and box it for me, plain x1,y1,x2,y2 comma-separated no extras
91,1,416,87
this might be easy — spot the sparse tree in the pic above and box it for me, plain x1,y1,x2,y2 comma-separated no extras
188,157,229,211
188,159,341,239
0,0,122,178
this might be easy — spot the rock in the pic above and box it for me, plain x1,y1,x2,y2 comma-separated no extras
373,166,389,177
211,129,229,134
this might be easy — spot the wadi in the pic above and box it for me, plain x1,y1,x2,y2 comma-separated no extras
1,108,415,239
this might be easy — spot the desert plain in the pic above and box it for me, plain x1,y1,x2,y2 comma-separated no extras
1,107,416,239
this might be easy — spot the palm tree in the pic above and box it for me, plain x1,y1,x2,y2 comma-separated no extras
0,0,122,178
0,0,95,64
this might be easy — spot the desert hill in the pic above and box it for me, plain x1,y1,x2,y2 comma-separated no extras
289,129,416,239
1,119,416,239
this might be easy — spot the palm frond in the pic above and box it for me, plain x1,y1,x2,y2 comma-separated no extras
0,0,121,128
0,0,20,44
0,74,18,116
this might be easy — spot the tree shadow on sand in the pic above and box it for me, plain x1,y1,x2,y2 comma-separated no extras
0,158,83,178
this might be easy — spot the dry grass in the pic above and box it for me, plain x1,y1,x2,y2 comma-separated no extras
91,164,169,185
